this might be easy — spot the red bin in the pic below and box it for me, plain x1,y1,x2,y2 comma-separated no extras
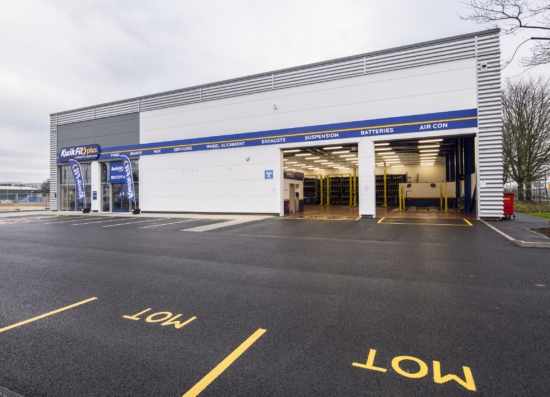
503,193,515,219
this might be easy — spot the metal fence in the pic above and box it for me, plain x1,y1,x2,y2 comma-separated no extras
0,193,50,211
503,187,549,203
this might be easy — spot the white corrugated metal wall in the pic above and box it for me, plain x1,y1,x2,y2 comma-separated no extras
49,115,57,210
50,29,502,217
476,34,503,218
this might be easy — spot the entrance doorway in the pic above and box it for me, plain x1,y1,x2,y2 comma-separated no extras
112,184,130,212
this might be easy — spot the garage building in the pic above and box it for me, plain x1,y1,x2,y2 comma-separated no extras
50,29,503,220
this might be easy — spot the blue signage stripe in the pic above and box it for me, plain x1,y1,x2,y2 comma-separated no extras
57,109,477,162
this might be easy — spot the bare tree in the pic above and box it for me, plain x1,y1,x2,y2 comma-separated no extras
41,178,50,194
502,77,550,201
461,0,550,68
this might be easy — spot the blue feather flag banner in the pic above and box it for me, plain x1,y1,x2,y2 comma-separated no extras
69,159,86,205
121,155,136,203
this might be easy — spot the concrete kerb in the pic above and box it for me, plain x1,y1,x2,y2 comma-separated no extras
480,220,550,249
0,210,53,218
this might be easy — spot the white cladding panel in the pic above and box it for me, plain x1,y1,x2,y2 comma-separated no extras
140,59,477,144
49,115,57,210
358,140,376,217
476,34,503,218
91,161,101,212
140,59,477,214
139,146,281,213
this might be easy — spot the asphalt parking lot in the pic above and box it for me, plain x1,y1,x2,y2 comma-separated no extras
0,214,549,396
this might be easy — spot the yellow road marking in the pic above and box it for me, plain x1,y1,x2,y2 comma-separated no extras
182,328,266,397
279,217,357,221
0,297,98,334
378,218,472,226
379,222,471,226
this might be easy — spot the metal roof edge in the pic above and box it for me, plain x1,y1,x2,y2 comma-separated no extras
50,28,500,117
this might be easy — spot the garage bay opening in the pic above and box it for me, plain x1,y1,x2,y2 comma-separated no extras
375,136,477,220
282,144,359,219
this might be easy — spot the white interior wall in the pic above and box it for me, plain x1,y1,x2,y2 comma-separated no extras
139,58,477,214
283,179,304,200
401,182,456,198
374,163,446,182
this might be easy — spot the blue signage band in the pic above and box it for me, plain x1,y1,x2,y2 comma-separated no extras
56,109,477,163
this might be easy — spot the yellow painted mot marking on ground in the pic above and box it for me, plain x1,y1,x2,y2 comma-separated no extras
377,217,386,224
123,308,197,329
182,328,266,397
0,297,98,334
353,348,476,392
463,219,473,226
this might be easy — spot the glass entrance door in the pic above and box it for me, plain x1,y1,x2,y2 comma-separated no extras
112,184,130,212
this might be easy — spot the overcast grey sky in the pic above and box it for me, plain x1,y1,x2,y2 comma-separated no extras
1,0,547,183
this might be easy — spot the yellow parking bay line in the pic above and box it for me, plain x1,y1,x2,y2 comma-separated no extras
182,328,266,397
0,297,98,334
378,219,472,226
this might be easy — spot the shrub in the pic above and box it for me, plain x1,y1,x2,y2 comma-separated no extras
515,201,550,213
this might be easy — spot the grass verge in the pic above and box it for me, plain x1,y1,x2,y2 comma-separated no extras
523,213,550,220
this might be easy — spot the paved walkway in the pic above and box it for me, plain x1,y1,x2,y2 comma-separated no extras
482,214,550,248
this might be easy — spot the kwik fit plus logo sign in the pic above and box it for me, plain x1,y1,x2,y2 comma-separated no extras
59,144,100,162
